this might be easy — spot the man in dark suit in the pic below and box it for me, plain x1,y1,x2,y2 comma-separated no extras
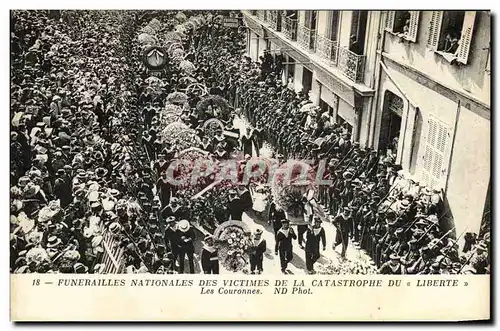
176,220,196,274
249,228,266,274
269,203,286,235
305,218,326,274
201,234,219,274
275,219,297,274
164,216,179,271
237,185,253,213
333,206,352,259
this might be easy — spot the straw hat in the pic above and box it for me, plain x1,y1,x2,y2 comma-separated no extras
177,220,190,233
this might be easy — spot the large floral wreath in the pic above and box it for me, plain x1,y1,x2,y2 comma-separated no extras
213,220,253,273
160,122,201,151
176,179,237,233
270,161,316,221
196,95,232,120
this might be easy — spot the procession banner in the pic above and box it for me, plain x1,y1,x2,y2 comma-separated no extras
11,274,489,321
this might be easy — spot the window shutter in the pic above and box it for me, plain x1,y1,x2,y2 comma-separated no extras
456,11,477,65
385,11,395,31
427,11,443,50
407,11,420,42
421,117,450,189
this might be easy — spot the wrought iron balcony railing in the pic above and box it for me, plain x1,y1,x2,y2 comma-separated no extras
269,10,282,31
283,17,298,41
297,25,316,52
316,34,338,64
337,46,366,82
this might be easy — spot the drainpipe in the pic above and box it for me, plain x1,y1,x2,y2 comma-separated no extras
369,11,386,148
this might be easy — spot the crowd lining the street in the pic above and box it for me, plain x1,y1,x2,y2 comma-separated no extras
10,10,490,275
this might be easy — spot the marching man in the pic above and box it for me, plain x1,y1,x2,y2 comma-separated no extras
275,219,297,274
305,217,326,274
201,234,219,274
249,228,266,274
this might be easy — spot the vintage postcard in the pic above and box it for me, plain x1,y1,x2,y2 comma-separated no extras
10,9,491,321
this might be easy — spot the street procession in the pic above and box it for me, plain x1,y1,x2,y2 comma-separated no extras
10,10,491,276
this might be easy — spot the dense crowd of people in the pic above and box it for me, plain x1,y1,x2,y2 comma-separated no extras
10,10,490,275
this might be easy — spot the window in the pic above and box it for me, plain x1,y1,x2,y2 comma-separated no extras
304,10,317,29
421,116,450,190
427,11,477,65
349,11,368,55
327,11,340,40
385,11,420,42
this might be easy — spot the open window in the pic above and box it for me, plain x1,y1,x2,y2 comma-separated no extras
349,10,368,55
304,10,317,30
327,10,340,41
427,11,477,65
385,11,420,42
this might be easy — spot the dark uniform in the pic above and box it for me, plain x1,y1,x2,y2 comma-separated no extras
275,223,297,273
249,235,267,274
333,211,352,258
305,225,326,272
201,244,219,274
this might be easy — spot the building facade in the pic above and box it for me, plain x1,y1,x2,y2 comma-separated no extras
242,10,491,240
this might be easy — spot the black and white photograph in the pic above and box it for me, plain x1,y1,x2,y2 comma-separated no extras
9,9,491,279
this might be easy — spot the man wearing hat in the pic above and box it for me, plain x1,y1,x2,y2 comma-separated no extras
201,234,219,274
275,219,297,274
378,253,403,274
332,206,352,259
268,203,286,236
249,228,266,274
176,220,196,274
304,217,326,274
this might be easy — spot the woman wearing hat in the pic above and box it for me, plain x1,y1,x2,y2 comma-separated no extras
305,218,326,274
249,228,266,274
201,234,219,274
176,220,196,274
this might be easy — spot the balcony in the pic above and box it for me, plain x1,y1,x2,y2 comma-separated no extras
316,34,338,63
268,10,282,31
297,25,316,52
337,47,365,82
283,17,298,41
315,35,365,83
